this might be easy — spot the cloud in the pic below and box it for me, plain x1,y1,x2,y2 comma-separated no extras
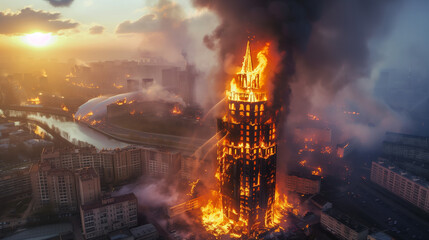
0,7,78,35
45,0,74,7
89,25,104,34
116,0,185,34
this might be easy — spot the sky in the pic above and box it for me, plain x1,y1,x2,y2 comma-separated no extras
0,0,217,62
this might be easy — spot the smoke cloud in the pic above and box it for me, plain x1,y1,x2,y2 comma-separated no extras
45,0,74,7
193,0,405,145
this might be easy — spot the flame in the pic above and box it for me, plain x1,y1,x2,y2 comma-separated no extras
27,97,41,105
129,110,136,115
227,42,270,103
33,126,46,139
116,98,135,105
311,167,322,176
113,83,124,89
321,146,332,154
299,160,307,166
171,105,182,115
307,114,320,121
271,190,296,227
61,104,69,112
74,111,94,122
90,119,101,126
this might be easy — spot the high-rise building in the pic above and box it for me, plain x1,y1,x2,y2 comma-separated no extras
217,41,277,234
30,161,78,212
75,167,102,206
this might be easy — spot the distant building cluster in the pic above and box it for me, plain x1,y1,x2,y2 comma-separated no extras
24,145,190,239
41,146,182,186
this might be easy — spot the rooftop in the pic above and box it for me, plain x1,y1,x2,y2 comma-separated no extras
323,208,368,233
81,193,137,211
374,159,429,188
130,224,158,238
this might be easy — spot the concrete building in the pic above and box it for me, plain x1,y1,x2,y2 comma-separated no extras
142,148,181,177
0,167,32,201
80,193,138,239
41,147,103,179
321,208,368,240
285,172,321,195
310,194,332,211
130,224,159,240
30,162,77,212
75,167,101,206
370,160,429,212
367,231,393,240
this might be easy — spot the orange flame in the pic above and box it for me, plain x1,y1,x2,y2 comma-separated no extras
27,97,40,105
61,104,69,112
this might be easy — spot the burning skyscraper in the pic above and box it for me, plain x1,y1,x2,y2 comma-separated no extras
214,41,277,236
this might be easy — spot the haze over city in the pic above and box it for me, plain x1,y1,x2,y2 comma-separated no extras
0,1,429,240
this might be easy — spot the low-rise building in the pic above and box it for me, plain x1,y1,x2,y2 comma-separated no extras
285,171,321,195
367,231,393,240
130,224,159,240
370,160,429,212
0,167,32,201
321,208,368,240
80,193,138,239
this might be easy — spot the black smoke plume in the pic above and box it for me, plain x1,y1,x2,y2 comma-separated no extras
193,0,403,137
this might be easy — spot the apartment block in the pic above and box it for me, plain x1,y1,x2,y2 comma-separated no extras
370,160,429,212
321,208,368,240
80,193,138,239
285,172,321,195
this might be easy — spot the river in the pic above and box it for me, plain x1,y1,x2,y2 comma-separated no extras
1,109,129,150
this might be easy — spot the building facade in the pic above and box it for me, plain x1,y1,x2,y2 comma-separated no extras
285,172,321,195
370,160,429,212
30,161,77,212
75,167,102,206
80,193,138,239
321,208,368,240
217,42,277,234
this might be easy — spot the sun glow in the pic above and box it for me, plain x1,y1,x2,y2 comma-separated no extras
22,32,55,47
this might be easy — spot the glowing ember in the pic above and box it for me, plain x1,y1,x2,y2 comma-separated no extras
61,104,69,112
321,146,332,154
312,167,322,176
27,97,41,105
113,83,124,89
171,105,182,115
307,114,320,121
129,110,136,115
299,160,307,166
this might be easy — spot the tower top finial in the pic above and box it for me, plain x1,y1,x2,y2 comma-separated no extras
243,40,253,73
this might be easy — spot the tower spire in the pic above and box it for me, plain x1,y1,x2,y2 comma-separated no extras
244,40,253,73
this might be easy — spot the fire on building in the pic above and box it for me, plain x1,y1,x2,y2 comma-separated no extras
199,41,296,238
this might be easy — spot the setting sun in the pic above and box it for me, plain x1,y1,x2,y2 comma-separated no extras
22,32,55,47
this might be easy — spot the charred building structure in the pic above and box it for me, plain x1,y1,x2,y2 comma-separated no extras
217,42,277,234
